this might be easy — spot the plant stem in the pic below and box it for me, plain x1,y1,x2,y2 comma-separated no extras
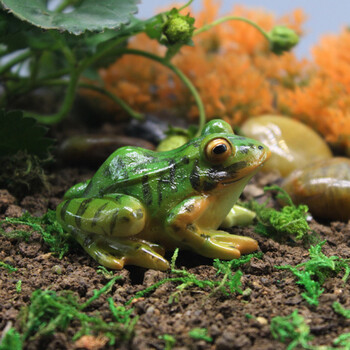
22,78,144,121
25,67,80,124
194,16,270,42
118,48,206,135
28,35,132,124
179,0,194,11
0,50,32,75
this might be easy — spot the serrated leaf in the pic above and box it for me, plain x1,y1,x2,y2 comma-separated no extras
0,110,54,157
0,0,140,35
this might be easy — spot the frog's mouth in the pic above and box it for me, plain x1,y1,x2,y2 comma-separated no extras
218,149,271,185
220,165,261,185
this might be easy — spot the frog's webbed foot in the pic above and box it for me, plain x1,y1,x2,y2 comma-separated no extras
74,229,170,270
166,196,258,260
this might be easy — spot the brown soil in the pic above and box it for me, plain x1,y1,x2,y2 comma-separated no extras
1,135,350,349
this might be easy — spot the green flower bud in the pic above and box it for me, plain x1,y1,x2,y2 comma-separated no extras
268,26,299,55
162,9,195,45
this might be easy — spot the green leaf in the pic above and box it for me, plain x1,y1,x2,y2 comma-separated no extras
0,0,140,35
0,11,58,52
0,110,54,157
0,327,23,350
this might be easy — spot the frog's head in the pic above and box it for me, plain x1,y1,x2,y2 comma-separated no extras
191,119,271,192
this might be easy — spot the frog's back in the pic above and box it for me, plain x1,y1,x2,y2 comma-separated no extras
81,147,158,197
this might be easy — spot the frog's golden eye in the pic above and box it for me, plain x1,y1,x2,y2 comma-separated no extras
205,138,233,164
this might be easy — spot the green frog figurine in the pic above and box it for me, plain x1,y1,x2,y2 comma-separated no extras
56,120,270,270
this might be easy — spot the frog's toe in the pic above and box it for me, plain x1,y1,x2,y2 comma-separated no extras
87,242,127,269
123,247,170,271
213,233,259,255
200,232,258,260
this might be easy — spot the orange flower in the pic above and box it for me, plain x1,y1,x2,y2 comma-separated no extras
80,1,350,153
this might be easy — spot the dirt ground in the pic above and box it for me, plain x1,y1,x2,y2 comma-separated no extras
1,126,350,350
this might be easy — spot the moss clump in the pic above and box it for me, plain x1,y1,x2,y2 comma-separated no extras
276,241,350,306
0,151,51,198
245,185,310,241
126,250,261,305
2,210,74,259
189,328,213,343
19,276,136,345
271,310,312,349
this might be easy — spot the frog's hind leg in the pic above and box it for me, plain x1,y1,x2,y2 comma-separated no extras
57,196,169,270
74,230,170,270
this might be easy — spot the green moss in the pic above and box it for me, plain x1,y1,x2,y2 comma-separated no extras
126,249,261,305
16,280,22,293
244,185,310,240
189,328,213,343
159,334,176,350
0,151,51,198
0,261,17,273
18,276,136,345
271,310,313,350
334,333,350,349
2,210,75,259
276,241,350,306
333,302,350,319
0,327,23,350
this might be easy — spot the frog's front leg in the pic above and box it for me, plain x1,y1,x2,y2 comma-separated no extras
57,195,169,270
166,197,259,260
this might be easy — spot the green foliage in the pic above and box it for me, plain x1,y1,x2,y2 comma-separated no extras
19,276,135,345
108,297,134,325
0,260,17,272
0,1,198,125
0,327,23,350
16,280,22,293
2,210,74,258
0,110,53,157
96,265,115,279
0,224,31,241
333,302,350,318
271,310,313,350
275,241,350,306
126,249,260,305
189,328,213,343
246,185,310,240
334,333,350,349
214,252,263,271
0,0,139,35
159,334,176,350
0,0,281,129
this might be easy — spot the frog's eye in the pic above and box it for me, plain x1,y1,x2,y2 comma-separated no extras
205,138,233,164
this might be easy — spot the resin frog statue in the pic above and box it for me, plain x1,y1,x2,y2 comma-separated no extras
56,120,270,270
